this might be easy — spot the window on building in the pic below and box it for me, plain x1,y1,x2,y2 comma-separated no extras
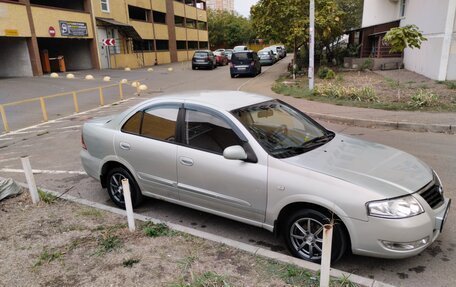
30,0,85,11
133,40,155,52
199,42,208,49
129,5,150,21
101,0,110,12
153,11,166,24
175,16,185,27
400,0,406,17
185,0,195,7
196,0,206,10
177,41,187,50
197,21,207,30
188,41,198,50
156,40,169,51
186,19,197,29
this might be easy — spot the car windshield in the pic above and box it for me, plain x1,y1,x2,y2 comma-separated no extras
232,100,334,158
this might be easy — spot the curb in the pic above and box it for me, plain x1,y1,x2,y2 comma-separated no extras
305,112,453,134
10,180,395,287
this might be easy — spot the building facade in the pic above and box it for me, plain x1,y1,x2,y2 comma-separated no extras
358,0,456,80
0,0,208,77
206,0,234,12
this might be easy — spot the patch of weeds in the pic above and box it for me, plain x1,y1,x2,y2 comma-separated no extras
317,67,335,79
314,84,379,103
95,234,122,255
272,82,313,98
178,255,197,272
78,208,102,218
335,74,344,83
360,59,373,71
436,80,456,89
34,249,63,267
336,274,358,287
418,84,429,89
38,189,57,204
258,258,317,286
384,77,402,89
143,222,176,238
409,89,439,108
123,258,140,268
171,271,232,287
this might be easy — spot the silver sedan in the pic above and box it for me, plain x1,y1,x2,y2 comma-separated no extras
80,91,451,263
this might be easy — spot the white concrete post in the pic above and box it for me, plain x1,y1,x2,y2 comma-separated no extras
121,179,136,232
320,224,333,287
20,156,39,204
309,0,315,90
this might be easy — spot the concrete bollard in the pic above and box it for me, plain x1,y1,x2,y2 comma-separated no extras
131,81,140,88
50,73,59,78
66,73,75,79
120,79,128,84
320,224,333,287
85,75,94,80
121,179,136,232
138,84,148,91
167,67,173,72
20,156,40,204
147,68,154,72
125,67,131,71
103,76,111,82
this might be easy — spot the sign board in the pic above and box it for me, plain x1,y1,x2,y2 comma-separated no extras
59,21,88,37
48,26,56,37
4,29,19,36
102,38,116,46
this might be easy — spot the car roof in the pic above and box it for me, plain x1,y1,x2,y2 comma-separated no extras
142,91,271,111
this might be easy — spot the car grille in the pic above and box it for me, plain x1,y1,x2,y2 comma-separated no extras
418,183,444,209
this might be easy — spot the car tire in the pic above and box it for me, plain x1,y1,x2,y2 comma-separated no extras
192,65,196,70
283,209,347,263
231,73,235,78
106,167,143,209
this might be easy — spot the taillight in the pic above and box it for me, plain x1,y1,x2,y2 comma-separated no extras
81,133,87,150
250,62,255,66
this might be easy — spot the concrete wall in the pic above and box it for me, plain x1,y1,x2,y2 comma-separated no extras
0,2,32,37
0,38,33,77
362,0,400,27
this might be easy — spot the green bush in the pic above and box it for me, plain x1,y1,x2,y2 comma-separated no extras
318,67,335,79
325,69,336,80
360,59,374,71
409,90,439,108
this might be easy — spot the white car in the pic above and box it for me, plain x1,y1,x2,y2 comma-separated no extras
81,91,451,263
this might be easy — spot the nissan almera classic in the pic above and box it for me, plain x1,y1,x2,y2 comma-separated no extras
80,91,451,263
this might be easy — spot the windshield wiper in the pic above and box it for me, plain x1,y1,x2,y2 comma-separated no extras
300,133,335,149
270,133,334,157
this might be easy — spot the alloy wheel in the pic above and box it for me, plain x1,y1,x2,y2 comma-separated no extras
289,217,324,260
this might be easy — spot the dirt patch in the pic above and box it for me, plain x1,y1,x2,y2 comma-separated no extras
0,193,355,287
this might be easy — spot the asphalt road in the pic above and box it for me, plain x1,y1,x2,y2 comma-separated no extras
0,58,455,287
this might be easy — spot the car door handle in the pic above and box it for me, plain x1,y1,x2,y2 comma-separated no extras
179,157,194,166
119,142,131,151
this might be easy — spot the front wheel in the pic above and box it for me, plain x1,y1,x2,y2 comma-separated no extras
106,167,143,209
283,209,347,263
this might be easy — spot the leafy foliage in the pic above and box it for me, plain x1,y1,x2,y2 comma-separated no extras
208,9,254,48
383,25,427,53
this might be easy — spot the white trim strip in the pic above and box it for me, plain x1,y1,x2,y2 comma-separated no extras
0,168,87,175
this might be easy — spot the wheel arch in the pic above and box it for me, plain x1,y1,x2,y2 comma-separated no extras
100,160,135,188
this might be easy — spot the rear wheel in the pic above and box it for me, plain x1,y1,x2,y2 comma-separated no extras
106,167,143,209
192,65,196,70
231,73,235,78
283,209,347,263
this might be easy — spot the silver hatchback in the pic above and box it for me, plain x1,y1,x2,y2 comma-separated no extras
80,91,451,263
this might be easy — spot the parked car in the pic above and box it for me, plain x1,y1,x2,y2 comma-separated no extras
230,51,261,78
81,91,451,264
213,51,229,66
263,47,280,62
192,50,216,70
269,45,286,59
258,49,275,66
225,49,234,62
233,45,248,52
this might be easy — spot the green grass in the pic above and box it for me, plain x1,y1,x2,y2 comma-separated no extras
122,258,140,268
38,189,57,204
273,78,456,112
34,249,63,267
78,208,103,218
170,271,232,287
384,77,402,89
95,235,122,255
437,80,456,89
142,222,176,238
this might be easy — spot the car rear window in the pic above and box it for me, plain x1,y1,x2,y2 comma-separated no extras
194,52,208,57
232,52,253,61
258,51,268,55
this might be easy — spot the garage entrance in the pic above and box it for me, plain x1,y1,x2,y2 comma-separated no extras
37,38,94,73
0,37,33,78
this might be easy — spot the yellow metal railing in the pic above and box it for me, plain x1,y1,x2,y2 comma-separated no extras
0,82,133,133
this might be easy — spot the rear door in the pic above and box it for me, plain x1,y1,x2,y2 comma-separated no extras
114,104,180,200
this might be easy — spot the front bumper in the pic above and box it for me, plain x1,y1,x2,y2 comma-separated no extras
350,197,451,258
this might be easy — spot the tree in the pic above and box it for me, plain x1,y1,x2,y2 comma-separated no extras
207,9,254,48
251,0,364,65
383,25,427,53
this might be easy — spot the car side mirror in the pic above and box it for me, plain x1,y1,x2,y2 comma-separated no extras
223,145,247,161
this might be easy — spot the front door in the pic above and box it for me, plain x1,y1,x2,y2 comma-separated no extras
97,27,110,69
177,107,267,222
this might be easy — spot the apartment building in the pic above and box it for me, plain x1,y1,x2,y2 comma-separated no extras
0,0,208,77
348,0,456,80
206,0,234,12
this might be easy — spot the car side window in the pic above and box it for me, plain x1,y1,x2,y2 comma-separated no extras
141,107,179,141
184,110,243,154
121,111,142,134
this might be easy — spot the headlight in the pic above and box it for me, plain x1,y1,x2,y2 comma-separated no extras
367,195,424,219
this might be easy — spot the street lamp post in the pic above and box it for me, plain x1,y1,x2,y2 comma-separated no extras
309,0,315,90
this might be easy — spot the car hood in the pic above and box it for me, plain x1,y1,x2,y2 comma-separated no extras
283,134,432,199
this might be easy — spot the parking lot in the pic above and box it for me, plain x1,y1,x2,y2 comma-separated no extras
1,58,455,287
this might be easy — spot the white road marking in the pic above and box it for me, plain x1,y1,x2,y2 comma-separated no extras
0,138,13,141
0,168,87,175
0,158,16,163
